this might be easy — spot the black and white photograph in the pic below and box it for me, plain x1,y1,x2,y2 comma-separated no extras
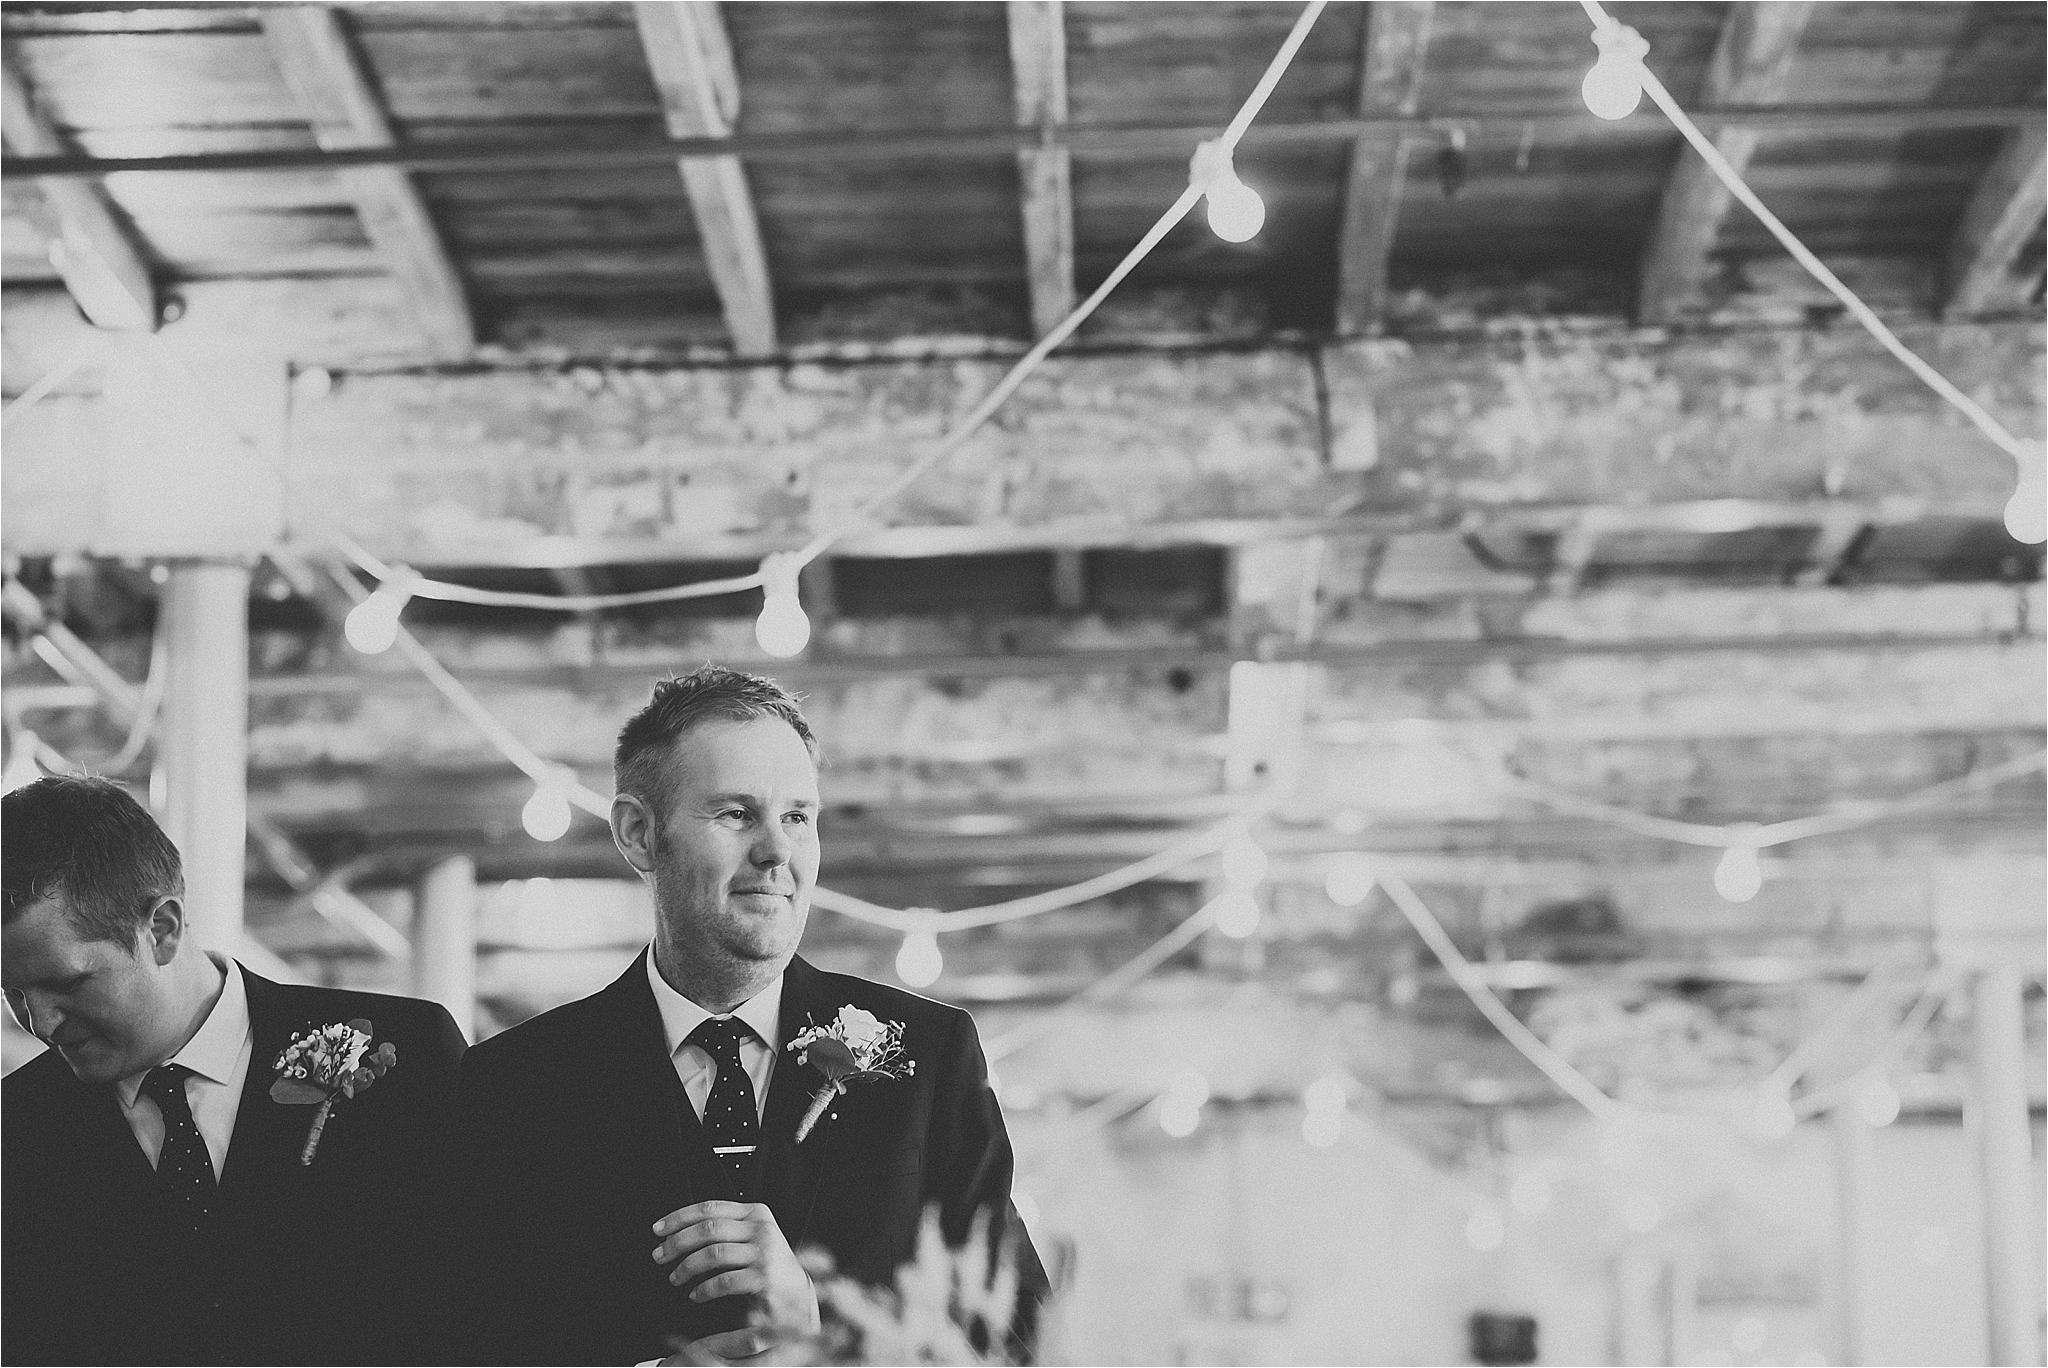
2,1,2044,1364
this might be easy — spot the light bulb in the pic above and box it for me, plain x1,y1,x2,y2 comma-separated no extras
1211,888,1262,939
2003,461,2046,544
1713,839,1764,903
1205,172,1266,243
1302,1075,1348,1115
521,780,573,841
1159,1096,1201,1138
895,928,943,988
1324,853,1378,907
1856,1075,1901,1127
1167,1067,1211,1107
1219,832,1268,888
344,584,411,655
1464,1205,1506,1252
754,553,811,657
1581,23,1649,121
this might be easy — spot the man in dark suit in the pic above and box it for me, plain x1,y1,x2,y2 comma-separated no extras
2,775,467,1365
459,665,1045,1364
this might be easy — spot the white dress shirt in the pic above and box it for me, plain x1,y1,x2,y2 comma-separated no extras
113,954,253,1177
645,950,782,1124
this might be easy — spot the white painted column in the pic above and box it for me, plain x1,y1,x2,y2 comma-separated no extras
1830,1102,1874,1366
412,855,478,1041
158,561,250,954
1968,966,2041,1367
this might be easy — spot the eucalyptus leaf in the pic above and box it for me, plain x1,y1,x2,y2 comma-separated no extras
271,1079,329,1106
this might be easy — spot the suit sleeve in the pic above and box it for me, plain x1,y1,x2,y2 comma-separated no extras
380,1002,468,1365
921,1009,1051,1362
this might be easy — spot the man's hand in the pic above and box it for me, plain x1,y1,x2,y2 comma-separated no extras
650,1201,818,1337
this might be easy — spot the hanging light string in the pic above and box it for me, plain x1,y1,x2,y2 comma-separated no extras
316,0,1329,622
1576,0,2043,476
1790,974,1952,1119
1762,945,1919,1093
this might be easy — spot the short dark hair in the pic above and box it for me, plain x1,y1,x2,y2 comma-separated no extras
614,664,820,818
2,775,185,947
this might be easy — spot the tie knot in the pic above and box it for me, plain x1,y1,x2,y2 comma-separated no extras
141,1063,193,1108
688,1017,753,1059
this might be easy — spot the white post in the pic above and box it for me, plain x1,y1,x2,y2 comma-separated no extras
1968,966,2041,1367
412,856,478,1041
158,562,250,955
1830,1102,1873,1367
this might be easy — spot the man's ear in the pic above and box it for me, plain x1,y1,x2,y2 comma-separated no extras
143,896,186,966
611,793,659,876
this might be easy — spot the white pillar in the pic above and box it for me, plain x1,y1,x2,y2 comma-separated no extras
1968,966,2041,1367
159,561,249,955
412,856,477,1041
1830,1102,1873,1367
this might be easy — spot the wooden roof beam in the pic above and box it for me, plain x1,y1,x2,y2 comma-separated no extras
1942,122,2047,320
259,7,474,361
1006,0,1074,340
1638,2,1815,325
633,1,776,358
1334,1,1435,336
0,56,154,331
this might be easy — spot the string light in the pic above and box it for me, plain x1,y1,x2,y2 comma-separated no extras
1211,888,1263,939
754,552,811,657
1301,1074,1348,1148
895,924,944,988
521,770,574,842
1464,1204,1507,1252
1324,853,1378,907
344,576,415,655
1191,139,1266,243
1712,830,1765,903
2004,453,2046,544
1856,1074,1902,1127
1219,832,1269,888
1158,1067,1210,1138
1580,20,1650,120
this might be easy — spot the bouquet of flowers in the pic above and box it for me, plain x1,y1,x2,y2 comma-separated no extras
787,1006,915,1143
270,1018,398,1164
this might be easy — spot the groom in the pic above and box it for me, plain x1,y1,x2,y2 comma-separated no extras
457,666,1044,1364
2,776,467,1364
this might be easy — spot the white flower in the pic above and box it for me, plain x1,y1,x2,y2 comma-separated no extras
836,1005,886,1052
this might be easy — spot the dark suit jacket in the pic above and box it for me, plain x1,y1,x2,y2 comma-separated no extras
1,968,466,1366
457,951,1045,1365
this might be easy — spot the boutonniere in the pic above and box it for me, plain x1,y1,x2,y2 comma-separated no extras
787,1005,915,1143
269,1019,398,1165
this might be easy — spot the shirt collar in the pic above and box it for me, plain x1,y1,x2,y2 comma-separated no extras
645,948,783,1057
116,954,249,1107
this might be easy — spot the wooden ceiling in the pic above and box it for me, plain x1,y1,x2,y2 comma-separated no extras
3,1,2043,359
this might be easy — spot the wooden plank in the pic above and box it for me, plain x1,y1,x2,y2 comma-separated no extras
0,55,153,329
1638,2,1817,325
1334,2,1434,336
1007,0,1073,339
1942,122,2048,319
632,1,775,358
259,6,474,360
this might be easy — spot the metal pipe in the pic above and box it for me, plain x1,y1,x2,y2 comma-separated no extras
411,855,478,1043
1969,966,2042,1366
158,562,250,955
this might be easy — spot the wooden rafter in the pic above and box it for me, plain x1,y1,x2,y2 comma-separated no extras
1334,1,1434,336
1638,2,1816,325
259,6,474,360
1006,0,1074,339
1942,121,2047,320
0,56,154,331
633,1,776,358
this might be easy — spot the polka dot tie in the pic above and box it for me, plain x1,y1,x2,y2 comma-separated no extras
687,1018,760,1199
140,1063,215,1233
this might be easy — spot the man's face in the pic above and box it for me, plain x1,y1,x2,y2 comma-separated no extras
643,717,821,975
3,894,173,1084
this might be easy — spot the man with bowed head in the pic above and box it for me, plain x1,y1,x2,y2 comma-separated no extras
458,665,1045,1363
1,776,466,1364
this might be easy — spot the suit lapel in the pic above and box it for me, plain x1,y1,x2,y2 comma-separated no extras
756,956,841,1249
219,968,313,1199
